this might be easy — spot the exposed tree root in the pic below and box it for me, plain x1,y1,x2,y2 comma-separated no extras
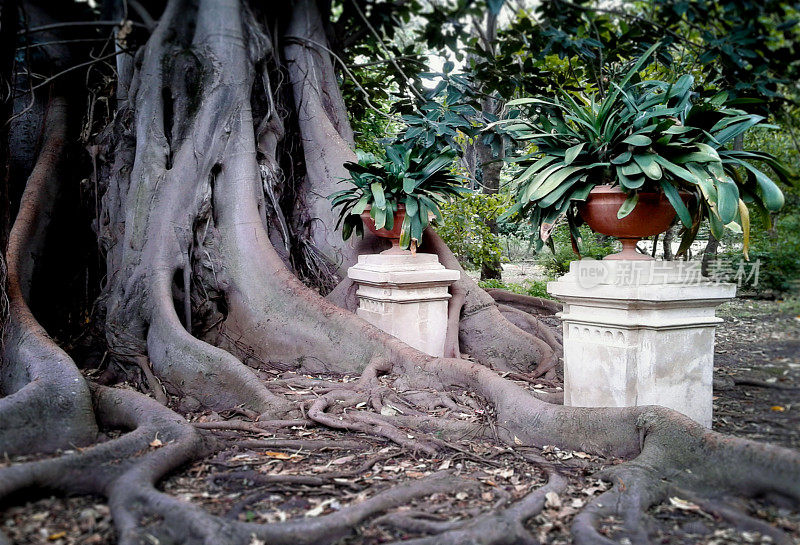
0,96,97,455
485,288,563,316
2,2,799,544
497,303,562,352
379,459,567,545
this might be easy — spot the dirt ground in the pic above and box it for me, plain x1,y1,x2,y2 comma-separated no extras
2,300,798,545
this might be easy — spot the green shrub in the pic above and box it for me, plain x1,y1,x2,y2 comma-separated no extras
439,193,509,271
478,278,554,300
722,208,800,295
536,224,617,277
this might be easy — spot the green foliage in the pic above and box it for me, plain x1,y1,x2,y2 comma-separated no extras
478,278,554,300
401,64,481,151
467,0,799,117
497,44,792,256
438,192,509,271
537,224,617,277
722,206,800,295
329,142,468,249
778,296,800,315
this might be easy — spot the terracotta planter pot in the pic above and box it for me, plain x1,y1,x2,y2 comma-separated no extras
578,185,691,260
360,204,409,254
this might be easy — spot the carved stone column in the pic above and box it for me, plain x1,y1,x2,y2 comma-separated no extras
348,253,460,357
548,260,735,427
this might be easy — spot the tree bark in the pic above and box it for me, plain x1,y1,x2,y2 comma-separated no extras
0,3,798,544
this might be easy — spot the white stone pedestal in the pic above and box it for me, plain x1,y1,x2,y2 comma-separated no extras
348,253,460,357
547,260,736,427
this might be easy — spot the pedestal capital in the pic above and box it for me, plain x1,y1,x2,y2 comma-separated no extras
348,253,460,288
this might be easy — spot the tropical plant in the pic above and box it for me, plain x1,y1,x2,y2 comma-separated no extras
330,143,468,249
497,44,794,257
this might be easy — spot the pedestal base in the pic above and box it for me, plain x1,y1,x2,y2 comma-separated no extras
547,260,736,427
347,253,460,357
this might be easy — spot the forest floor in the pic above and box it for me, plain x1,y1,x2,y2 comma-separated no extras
1,300,798,545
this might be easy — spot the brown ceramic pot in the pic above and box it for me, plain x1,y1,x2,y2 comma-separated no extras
360,204,408,254
578,185,691,260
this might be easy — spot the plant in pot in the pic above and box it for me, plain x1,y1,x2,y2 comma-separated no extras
495,44,793,261
330,142,468,253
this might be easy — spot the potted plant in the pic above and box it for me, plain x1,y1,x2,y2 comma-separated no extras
330,143,468,253
496,44,793,260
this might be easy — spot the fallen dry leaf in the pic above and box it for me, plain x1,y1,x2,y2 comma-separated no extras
545,491,561,509
669,497,701,511
331,455,355,465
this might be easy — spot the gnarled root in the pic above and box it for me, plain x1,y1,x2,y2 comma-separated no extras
485,288,563,317
0,96,97,455
378,460,567,545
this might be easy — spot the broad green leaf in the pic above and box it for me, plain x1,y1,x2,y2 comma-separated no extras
611,151,631,165
632,154,663,179
714,114,764,146
667,74,694,98
724,150,795,183
623,134,652,146
538,175,585,208
621,162,643,177
708,204,725,239
384,206,395,231
372,206,387,230
659,180,692,227
370,182,386,208
411,214,424,243
654,156,701,185
685,163,718,202
714,178,739,224
385,145,406,169
399,213,412,249
618,169,645,189
617,192,640,219
564,143,585,166
674,150,719,164
353,194,370,215
514,156,559,186
414,154,454,187
664,124,692,135
521,163,564,201
728,159,785,211
529,165,583,201
404,196,419,218
569,183,595,201
695,143,721,161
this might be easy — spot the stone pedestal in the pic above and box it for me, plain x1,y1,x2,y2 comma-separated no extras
348,253,460,357
547,260,735,427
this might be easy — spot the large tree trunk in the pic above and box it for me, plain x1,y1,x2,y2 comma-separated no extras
1,2,798,544
472,12,503,281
